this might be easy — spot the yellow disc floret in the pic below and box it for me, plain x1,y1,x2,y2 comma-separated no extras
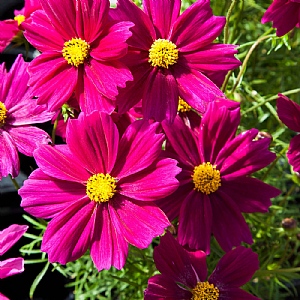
192,162,221,195
62,38,90,67
178,97,192,112
191,281,219,300
0,102,8,128
86,173,117,203
148,38,178,69
14,14,25,26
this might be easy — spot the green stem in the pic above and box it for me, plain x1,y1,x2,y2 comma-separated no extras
9,174,20,190
224,0,238,44
242,88,300,115
231,32,273,94
51,117,59,144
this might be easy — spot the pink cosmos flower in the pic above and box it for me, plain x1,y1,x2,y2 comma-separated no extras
19,111,180,271
159,101,281,253
0,0,41,52
0,224,28,300
111,0,241,122
0,54,53,180
144,232,260,300
277,94,300,172
23,0,134,113
262,0,300,37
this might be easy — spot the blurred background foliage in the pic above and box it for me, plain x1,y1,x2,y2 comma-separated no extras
15,0,300,299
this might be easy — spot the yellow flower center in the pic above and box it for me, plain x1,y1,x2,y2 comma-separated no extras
178,97,192,112
14,15,25,26
191,282,219,300
148,39,178,69
192,162,221,195
0,102,8,127
62,38,90,67
86,173,117,203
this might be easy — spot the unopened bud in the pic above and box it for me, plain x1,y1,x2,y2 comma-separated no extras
282,218,297,230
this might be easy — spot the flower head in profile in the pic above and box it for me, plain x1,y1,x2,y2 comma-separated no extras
262,0,300,37
144,232,260,300
19,111,180,271
0,0,41,52
23,0,134,113
0,224,28,300
0,54,53,180
111,0,241,122
159,101,281,253
277,94,300,172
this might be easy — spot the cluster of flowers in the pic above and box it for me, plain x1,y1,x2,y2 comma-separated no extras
0,0,300,298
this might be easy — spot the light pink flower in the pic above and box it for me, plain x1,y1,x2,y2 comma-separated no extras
20,111,180,271
0,224,28,300
0,54,53,180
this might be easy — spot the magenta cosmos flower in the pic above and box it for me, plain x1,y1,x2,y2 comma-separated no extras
0,0,41,52
277,94,300,172
19,111,180,271
110,0,241,122
262,0,300,36
159,101,281,253
23,0,134,113
144,232,260,300
0,55,53,180
0,224,28,300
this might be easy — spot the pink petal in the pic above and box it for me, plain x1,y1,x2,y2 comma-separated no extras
218,288,260,300
0,258,24,279
29,53,78,111
39,0,77,40
210,191,253,252
184,44,241,72
90,203,128,271
34,144,90,183
221,177,280,213
209,246,259,288
174,65,224,114
113,120,164,179
84,59,132,100
178,191,212,253
142,68,179,122
170,0,226,51
0,224,28,256
67,111,119,174
20,169,86,219
0,130,19,179
143,0,181,39
277,94,300,132
91,21,133,60
23,10,64,52
0,292,9,300
198,101,240,163
41,198,95,264
287,134,300,172
0,20,18,52
7,126,51,156
119,158,180,201
110,196,170,249
162,115,201,168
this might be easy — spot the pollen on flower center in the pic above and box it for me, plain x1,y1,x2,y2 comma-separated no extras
192,162,221,195
62,38,90,67
148,38,178,69
14,15,25,26
178,97,191,112
191,281,219,300
0,102,8,127
86,173,117,203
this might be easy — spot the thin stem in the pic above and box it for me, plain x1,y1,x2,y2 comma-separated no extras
51,116,59,144
224,0,238,44
231,32,273,94
9,174,20,190
221,70,233,92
